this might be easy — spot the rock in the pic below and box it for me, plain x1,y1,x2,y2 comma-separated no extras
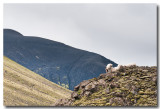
130,76,136,81
109,98,114,104
116,83,120,88
92,81,99,85
65,99,73,106
110,83,115,89
80,80,91,88
74,84,80,91
109,97,124,106
115,72,121,76
98,79,106,85
130,86,139,95
71,92,78,99
125,83,132,89
115,92,123,97
105,73,115,81
114,97,124,105
112,77,119,82
85,82,96,92
98,73,107,79
119,66,125,72
109,82,120,89
152,76,157,83
84,91,91,96
142,70,148,73
105,88,110,94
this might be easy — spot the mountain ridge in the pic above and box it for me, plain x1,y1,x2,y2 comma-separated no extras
4,29,117,90
4,29,115,60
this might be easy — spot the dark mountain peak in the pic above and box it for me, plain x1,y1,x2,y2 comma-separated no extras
4,29,23,36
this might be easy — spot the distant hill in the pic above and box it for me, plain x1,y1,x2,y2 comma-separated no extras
3,56,72,106
4,29,117,90
54,65,157,106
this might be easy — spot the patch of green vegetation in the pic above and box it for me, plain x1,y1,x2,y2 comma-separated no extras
61,83,69,89
77,89,82,95
89,78,97,81
58,82,69,89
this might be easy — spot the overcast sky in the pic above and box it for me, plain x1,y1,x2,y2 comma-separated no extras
3,4,157,66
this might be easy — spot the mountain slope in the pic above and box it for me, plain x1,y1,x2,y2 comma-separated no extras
54,65,157,106
3,56,72,106
4,29,117,90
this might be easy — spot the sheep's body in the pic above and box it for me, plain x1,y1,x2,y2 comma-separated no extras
105,63,136,73
112,65,123,72
110,65,123,72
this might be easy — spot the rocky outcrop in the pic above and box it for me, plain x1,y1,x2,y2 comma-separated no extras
54,65,157,106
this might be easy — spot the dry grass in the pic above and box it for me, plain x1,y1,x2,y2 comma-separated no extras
3,56,72,106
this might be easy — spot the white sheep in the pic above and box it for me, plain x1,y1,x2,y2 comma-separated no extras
113,65,123,72
105,63,136,73
125,63,136,67
106,64,123,73
106,64,113,73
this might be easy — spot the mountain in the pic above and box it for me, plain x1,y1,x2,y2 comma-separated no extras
54,65,157,106
3,56,72,106
4,29,117,90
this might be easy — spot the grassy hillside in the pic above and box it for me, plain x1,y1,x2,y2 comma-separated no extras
3,56,72,106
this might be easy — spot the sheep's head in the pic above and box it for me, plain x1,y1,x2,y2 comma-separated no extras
106,64,113,70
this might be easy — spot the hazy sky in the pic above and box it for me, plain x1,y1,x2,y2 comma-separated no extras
3,4,157,66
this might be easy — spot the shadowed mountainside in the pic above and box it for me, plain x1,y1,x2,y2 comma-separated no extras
4,29,117,90
3,56,72,106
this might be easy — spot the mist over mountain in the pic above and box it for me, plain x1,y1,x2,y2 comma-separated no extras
4,29,117,90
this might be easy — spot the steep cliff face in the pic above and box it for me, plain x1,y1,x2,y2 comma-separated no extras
4,29,117,90
54,65,157,106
